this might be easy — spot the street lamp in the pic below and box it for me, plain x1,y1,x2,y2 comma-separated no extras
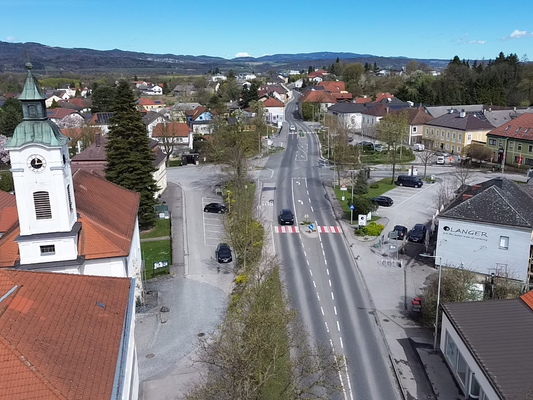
323,127,330,159
420,253,443,351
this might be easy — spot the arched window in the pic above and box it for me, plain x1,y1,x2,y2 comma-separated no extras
33,191,52,219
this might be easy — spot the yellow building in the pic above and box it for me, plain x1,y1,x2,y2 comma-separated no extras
423,109,493,154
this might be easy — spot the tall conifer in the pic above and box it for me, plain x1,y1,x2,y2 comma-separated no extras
105,80,158,229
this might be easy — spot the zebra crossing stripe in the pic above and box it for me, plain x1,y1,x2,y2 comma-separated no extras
275,226,299,233
318,226,342,234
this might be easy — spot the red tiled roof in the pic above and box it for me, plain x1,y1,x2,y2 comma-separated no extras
138,98,156,106
521,290,533,310
355,97,373,104
362,103,392,117
375,92,394,102
321,81,345,93
0,269,131,399
487,113,533,140
191,106,207,121
153,122,190,137
46,108,76,119
0,207,17,234
262,97,285,108
300,90,337,104
67,98,87,108
332,92,352,101
0,190,16,209
402,107,434,125
0,223,20,268
73,170,140,260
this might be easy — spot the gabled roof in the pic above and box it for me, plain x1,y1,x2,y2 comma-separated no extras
0,190,16,209
88,112,113,125
262,97,285,108
169,102,202,111
442,298,533,400
153,122,190,137
46,108,77,120
402,107,434,125
441,177,533,229
320,81,345,93
300,90,337,104
375,92,394,103
328,103,368,114
486,113,533,140
137,98,156,106
362,103,394,117
142,111,167,125
425,105,484,119
426,109,493,131
332,92,352,101
0,269,132,399
190,106,210,120
355,96,373,104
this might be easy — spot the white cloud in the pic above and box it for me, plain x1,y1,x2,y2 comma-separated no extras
6,36,15,42
510,29,528,38
468,40,486,45
234,52,251,58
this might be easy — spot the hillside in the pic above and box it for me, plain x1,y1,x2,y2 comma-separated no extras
0,41,450,75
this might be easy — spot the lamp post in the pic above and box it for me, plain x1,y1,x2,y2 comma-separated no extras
433,256,443,352
323,127,330,160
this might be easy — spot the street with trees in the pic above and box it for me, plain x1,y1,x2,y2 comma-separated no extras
105,80,158,229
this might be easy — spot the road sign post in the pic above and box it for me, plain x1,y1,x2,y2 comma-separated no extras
308,224,314,233
350,204,355,225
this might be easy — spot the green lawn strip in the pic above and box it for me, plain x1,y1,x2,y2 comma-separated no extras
360,152,415,164
168,159,182,167
140,218,171,239
259,269,290,400
141,240,172,279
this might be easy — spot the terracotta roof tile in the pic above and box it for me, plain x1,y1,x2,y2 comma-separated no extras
299,90,337,104
0,207,18,233
0,270,131,399
0,224,20,267
46,109,76,120
137,98,156,106
262,97,285,108
320,81,345,93
152,122,190,137
191,106,208,121
521,290,533,310
0,190,16,209
487,113,533,140
355,97,373,104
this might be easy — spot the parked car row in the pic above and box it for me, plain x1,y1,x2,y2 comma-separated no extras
389,224,427,243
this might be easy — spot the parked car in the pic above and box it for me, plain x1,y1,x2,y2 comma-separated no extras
216,243,232,263
373,144,384,152
395,175,424,188
390,225,408,240
278,209,295,225
409,224,427,243
370,196,394,207
358,141,375,151
290,125,296,132
204,203,227,213
413,143,425,151
436,155,445,165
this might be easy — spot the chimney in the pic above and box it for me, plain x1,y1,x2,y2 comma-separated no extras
462,194,473,201
460,109,466,118
95,133,101,147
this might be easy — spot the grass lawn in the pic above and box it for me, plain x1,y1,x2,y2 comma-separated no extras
361,152,415,164
142,240,172,279
332,178,396,219
140,219,171,239
168,159,182,167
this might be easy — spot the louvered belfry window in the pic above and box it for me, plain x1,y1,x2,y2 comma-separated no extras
33,191,52,219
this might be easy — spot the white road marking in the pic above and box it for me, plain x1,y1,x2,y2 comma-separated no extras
337,321,341,331
311,206,314,212
329,280,332,286
313,281,316,288
309,269,313,276
325,322,329,333
324,259,328,265
306,259,310,265
303,251,307,257
317,293,320,301
321,307,324,315
334,306,337,315
331,292,335,300
340,337,344,349
326,269,330,275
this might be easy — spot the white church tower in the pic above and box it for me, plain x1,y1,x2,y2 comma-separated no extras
5,63,80,266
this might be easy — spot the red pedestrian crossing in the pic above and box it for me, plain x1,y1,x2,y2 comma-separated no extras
317,226,342,234
275,226,299,233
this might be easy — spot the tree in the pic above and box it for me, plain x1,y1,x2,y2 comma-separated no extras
352,169,368,195
162,81,170,95
376,110,409,184
105,80,158,229
417,147,436,178
405,60,419,74
240,82,259,109
0,134,10,165
154,122,183,166
0,97,23,137
57,113,84,129
349,195,377,215
91,85,116,113
343,63,364,84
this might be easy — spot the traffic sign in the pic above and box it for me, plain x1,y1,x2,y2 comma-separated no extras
340,184,347,191
308,224,314,231
349,204,355,210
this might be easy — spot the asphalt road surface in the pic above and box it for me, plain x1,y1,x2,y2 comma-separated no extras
263,95,401,399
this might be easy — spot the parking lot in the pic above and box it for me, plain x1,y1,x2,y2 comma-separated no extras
202,197,226,247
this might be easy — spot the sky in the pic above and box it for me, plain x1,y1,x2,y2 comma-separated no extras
2,0,533,62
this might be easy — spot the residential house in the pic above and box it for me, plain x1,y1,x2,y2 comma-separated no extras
327,103,369,132
262,96,286,127
164,102,202,123
440,291,533,399
57,84,77,98
142,111,169,138
482,107,533,128
425,109,493,154
299,89,337,117
61,126,100,155
319,81,352,102
486,113,533,168
139,84,163,96
355,96,373,104
173,84,197,98
403,107,434,145
152,122,193,153
134,80,149,88
188,106,213,134
61,97,91,113
259,84,288,103
71,135,167,197
88,112,114,134
47,108,85,128
45,94,63,108
425,105,484,119
211,74,227,82
308,69,327,83
0,270,139,400
137,98,165,112
360,103,394,138
435,177,533,285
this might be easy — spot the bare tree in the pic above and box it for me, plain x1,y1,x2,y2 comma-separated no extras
417,148,436,178
153,122,187,166
377,110,410,184
435,177,457,211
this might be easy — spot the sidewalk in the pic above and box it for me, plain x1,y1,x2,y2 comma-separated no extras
324,183,465,400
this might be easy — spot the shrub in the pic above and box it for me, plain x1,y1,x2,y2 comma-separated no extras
349,195,377,215
235,274,248,285
370,182,379,189
359,222,384,236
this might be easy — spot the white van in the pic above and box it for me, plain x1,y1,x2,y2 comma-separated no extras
413,143,425,151
436,155,445,165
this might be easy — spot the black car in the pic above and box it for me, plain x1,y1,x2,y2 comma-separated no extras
216,243,232,263
408,224,427,243
204,203,227,213
278,209,295,225
370,196,393,207
358,141,375,151
390,225,408,240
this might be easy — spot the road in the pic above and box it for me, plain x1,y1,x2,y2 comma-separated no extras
262,94,401,399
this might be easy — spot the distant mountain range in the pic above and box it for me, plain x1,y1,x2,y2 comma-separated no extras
0,41,450,75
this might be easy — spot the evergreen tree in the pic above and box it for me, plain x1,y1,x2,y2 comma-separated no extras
0,97,23,137
353,169,368,195
105,80,158,229
50,99,60,109
91,85,116,113
163,81,170,95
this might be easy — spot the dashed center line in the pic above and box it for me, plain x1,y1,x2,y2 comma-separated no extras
312,281,316,288
337,321,341,331
320,307,324,315
340,337,344,349
334,306,337,315
331,292,335,300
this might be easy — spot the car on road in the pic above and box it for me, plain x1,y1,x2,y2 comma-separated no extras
373,144,384,152
216,243,232,263
395,175,424,188
290,125,296,132
204,203,227,213
390,225,408,240
278,209,295,225
436,155,445,165
408,224,427,243
413,143,425,151
358,141,375,151
370,196,394,207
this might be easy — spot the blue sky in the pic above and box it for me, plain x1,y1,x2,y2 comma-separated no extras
2,0,533,62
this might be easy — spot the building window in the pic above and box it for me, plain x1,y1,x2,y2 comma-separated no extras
509,141,514,149
441,131,444,139
452,145,455,153
488,138,497,146
445,332,457,367
518,143,522,151
529,145,533,153
447,131,450,140
426,128,429,136
526,158,533,166
457,353,467,386
457,146,461,153
499,139,503,147
33,191,52,220
458,133,462,142
452,132,456,142
467,133,472,142
469,373,481,399
67,185,73,212
413,126,417,133
499,236,509,250
445,143,449,150
40,245,55,255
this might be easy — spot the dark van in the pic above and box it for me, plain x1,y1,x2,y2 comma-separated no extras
395,175,424,188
